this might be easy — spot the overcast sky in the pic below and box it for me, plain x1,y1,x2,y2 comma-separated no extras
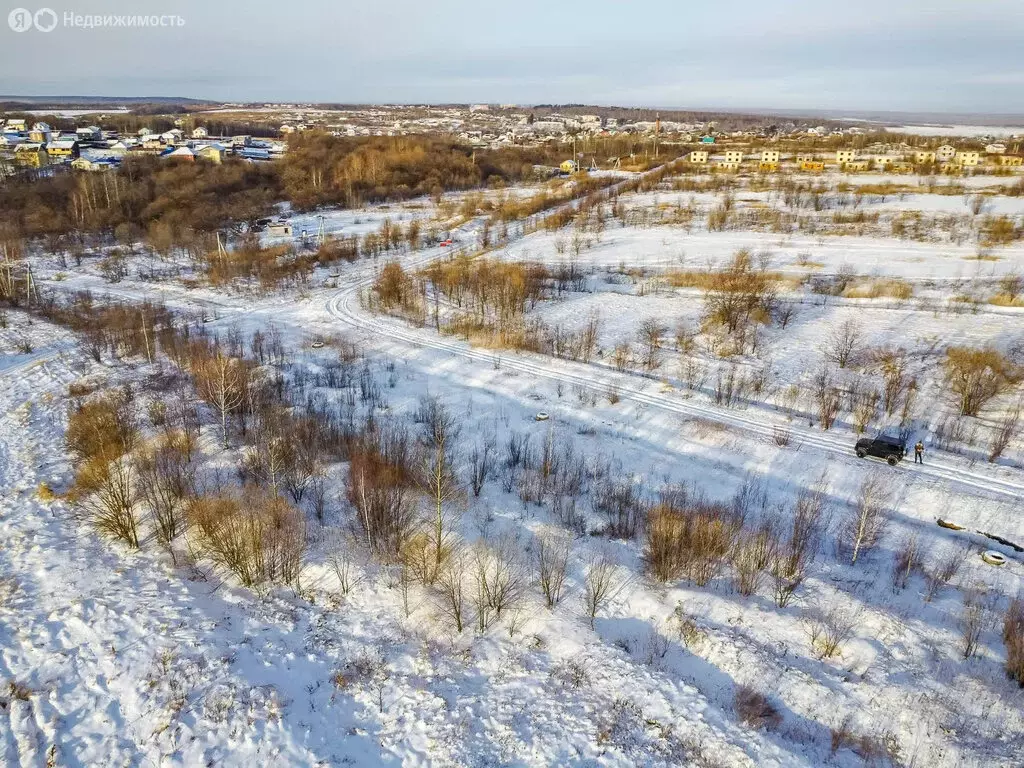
2,0,1023,113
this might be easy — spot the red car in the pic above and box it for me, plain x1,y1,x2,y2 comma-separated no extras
440,239,453,247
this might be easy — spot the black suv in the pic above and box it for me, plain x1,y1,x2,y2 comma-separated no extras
855,436,906,466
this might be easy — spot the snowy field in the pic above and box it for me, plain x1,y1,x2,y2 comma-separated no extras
3,171,1024,766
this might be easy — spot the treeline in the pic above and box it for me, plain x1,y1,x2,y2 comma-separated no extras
0,155,280,241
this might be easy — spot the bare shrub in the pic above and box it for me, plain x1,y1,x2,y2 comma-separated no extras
536,528,571,609
643,500,738,586
65,392,138,463
435,547,469,633
960,590,988,659
772,480,829,607
593,478,648,539
187,490,306,588
472,536,526,632
346,429,418,563
804,601,861,660
890,534,922,591
732,519,779,597
194,352,247,448
734,685,782,731
988,402,1021,462
668,602,707,650
923,547,965,602
837,474,888,566
68,456,140,548
1004,597,1024,686
136,433,194,551
812,361,842,430
944,346,1021,417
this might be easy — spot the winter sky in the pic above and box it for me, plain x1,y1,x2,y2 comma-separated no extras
1,0,1023,113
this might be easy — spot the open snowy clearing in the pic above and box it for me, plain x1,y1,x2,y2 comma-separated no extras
4,169,1024,767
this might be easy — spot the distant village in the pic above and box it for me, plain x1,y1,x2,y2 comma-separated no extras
0,117,286,174
1,103,1023,178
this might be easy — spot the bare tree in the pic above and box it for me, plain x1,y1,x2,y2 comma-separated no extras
70,457,140,547
195,352,246,449
812,361,842,430
468,437,495,497
637,318,667,371
890,534,923,592
416,397,462,583
436,548,469,633
536,528,571,608
827,319,862,369
583,552,622,629
472,536,526,632
838,474,888,566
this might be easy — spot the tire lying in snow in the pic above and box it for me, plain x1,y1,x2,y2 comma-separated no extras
535,412,550,421
981,551,1007,566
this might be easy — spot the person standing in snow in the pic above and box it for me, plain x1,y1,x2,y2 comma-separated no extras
914,440,924,464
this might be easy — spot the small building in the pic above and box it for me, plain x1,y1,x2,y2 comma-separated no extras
760,149,780,164
998,155,1023,167
836,149,857,165
985,143,1006,154
28,122,52,143
71,157,116,172
75,126,102,142
800,160,825,172
196,143,226,164
192,126,209,139
723,150,744,164
138,127,153,137
46,139,80,159
795,153,816,164
913,150,937,164
936,145,956,161
873,155,895,170
700,135,716,144
688,150,709,164
280,124,296,135
267,221,293,236
163,146,196,162
161,129,184,144
843,160,870,172
14,143,48,167
559,159,577,174
954,151,980,167
4,118,27,132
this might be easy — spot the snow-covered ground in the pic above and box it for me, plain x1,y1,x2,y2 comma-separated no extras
4,177,1024,766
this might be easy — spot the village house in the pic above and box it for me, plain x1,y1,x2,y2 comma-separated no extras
75,126,102,142
985,143,1006,154
196,143,226,164
936,145,956,161
913,150,937,164
4,118,27,132
795,153,816,164
688,150,709,164
800,160,825,172
836,149,857,165
954,150,980,167
998,155,1023,167
46,139,80,160
723,150,744,164
28,122,52,143
843,159,870,172
163,146,196,161
192,126,209,139
14,143,48,167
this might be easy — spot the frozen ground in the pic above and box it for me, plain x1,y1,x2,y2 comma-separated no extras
4,175,1024,766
